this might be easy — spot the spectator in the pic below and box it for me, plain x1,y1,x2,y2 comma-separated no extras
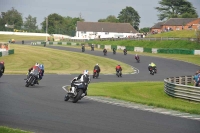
193,71,199,86
197,71,200,87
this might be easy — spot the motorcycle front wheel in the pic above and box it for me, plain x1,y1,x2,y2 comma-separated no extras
72,89,83,103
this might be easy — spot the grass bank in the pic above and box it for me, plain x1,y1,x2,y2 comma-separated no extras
88,40,200,50
2,44,133,74
0,34,46,42
89,82,200,114
0,126,31,133
147,30,198,38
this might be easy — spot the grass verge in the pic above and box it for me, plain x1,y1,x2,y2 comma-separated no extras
2,44,133,74
89,82,200,114
147,30,198,38
88,40,200,49
0,34,46,42
0,126,31,133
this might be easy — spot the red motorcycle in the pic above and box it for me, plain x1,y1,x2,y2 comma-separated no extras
93,69,99,78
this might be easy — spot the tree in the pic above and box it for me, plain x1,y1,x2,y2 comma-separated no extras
0,7,23,30
41,13,84,36
140,27,150,33
23,15,38,32
117,6,140,31
41,13,64,34
98,15,119,23
155,0,198,20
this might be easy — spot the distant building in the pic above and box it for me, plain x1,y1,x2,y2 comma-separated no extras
74,21,138,39
150,18,200,34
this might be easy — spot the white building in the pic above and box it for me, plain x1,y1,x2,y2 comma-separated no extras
74,21,138,39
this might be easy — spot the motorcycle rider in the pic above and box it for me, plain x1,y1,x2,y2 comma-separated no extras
103,48,107,54
0,61,5,78
70,70,91,96
116,64,122,77
39,64,44,80
93,63,101,77
91,44,94,51
82,45,85,51
123,48,127,54
148,62,157,73
113,47,116,54
26,63,41,84
135,54,140,61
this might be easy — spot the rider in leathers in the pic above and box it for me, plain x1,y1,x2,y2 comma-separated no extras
93,63,101,77
71,70,91,96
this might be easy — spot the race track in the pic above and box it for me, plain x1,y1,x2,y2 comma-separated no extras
0,45,200,133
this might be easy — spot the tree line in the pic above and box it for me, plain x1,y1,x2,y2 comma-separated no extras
0,0,198,36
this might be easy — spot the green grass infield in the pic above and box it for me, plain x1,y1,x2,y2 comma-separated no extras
2,44,133,74
0,126,31,133
89,82,200,114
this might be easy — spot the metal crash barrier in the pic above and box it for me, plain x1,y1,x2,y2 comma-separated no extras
164,76,200,102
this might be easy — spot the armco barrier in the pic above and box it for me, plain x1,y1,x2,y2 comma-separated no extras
126,46,134,51
164,76,200,102
143,48,152,53
157,49,194,55
8,49,14,55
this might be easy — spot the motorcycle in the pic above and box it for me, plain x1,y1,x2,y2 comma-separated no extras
25,70,39,87
149,68,156,75
124,51,127,55
136,57,140,63
93,69,99,78
103,51,107,56
113,50,116,54
91,46,94,51
64,80,87,103
116,70,122,77
0,73,3,78
82,47,85,52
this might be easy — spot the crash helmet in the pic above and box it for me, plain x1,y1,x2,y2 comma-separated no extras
39,64,44,70
35,63,39,66
83,70,89,75
96,63,99,66
0,61,4,65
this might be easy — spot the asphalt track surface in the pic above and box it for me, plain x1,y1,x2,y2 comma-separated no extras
0,44,200,133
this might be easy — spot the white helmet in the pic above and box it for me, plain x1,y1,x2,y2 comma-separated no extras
83,70,89,75
35,63,39,66
136,54,138,56
96,63,99,66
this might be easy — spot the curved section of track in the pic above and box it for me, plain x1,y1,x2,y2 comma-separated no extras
0,45,199,133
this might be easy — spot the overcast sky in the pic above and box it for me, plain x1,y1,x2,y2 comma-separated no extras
0,0,200,29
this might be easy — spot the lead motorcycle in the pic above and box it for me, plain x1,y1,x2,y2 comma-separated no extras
25,69,39,87
64,79,87,103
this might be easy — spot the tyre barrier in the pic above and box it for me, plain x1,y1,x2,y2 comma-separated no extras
164,76,200,102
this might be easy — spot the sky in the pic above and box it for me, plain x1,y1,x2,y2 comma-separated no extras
0,0,200,29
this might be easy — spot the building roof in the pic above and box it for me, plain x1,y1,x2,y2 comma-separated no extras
163,18,197,26
151,22,165,29
77,21,138,33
